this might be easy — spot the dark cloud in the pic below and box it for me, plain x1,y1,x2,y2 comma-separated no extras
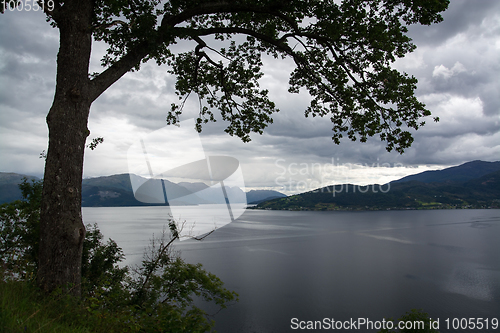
0,1,498,190
407,0,500,46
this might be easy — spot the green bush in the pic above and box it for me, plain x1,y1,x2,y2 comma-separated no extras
0,178,41,280
0,179,238,332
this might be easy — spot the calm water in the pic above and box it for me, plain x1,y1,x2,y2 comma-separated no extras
82,207,500,332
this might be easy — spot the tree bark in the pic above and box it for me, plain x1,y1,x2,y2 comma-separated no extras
37,1,93,296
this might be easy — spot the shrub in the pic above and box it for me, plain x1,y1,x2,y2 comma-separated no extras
0,179,237,332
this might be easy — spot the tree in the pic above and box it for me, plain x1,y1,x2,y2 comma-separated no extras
1,181,237,332
2,0,449,295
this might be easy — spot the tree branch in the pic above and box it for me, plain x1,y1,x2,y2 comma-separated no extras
89,44,150,102
89,2,295,102
159,1,291,31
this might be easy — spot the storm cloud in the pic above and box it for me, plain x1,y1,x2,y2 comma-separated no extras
0,1,498,193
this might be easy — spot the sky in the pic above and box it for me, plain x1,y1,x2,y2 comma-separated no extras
1,1,499,195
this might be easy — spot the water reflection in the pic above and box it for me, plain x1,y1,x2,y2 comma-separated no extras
444,262,499,301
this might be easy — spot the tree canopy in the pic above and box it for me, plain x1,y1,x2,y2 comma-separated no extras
50,0,447,151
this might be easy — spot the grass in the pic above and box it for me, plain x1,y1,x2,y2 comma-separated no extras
0,279,92,333
0,278,140,333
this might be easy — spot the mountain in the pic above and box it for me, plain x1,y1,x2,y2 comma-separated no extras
0,173,40,204
1,172,286,207
246,190,287,204
256,161,500,211
176,181,246,204
81,174,215,206
177,182,210,193
10,160,498,210
81,176,281,206
462,169,500,198
82,174,285,207
165,183,286,205
81,174,161,206
395,160,500,184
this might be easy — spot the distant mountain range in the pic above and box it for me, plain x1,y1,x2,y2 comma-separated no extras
394,160,500,183
0,172,286,206
2,160,499,210
0,173,40,204
256,160,500,211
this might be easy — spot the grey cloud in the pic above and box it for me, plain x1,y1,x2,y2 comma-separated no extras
1,1,498,184
407,0,500,46
478,86,500,117
0,11,58,58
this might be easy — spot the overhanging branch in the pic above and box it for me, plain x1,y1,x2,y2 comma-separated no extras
89,2,294,103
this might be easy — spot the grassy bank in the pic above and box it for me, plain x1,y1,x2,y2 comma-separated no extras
0,279,98,333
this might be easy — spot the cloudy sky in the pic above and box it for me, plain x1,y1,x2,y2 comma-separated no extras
1,1,499,195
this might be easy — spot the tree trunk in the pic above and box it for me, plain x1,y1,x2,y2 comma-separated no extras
37,2,93,296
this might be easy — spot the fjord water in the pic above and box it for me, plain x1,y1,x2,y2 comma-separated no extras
82,208,500,332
